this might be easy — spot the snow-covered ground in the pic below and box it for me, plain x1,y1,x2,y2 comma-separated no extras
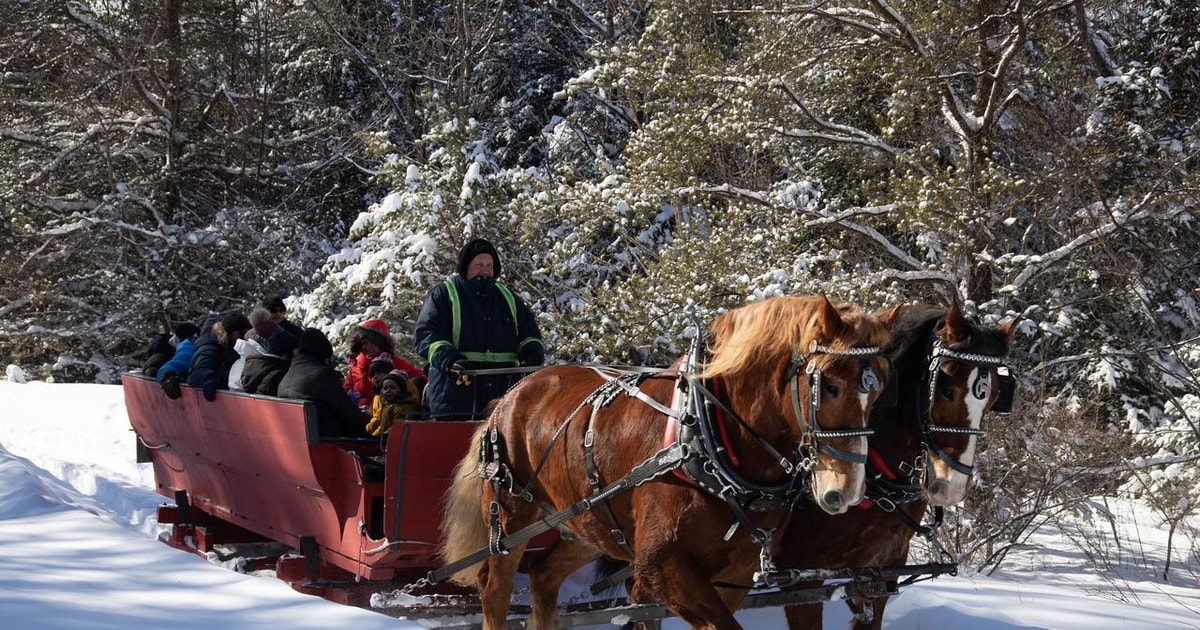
0,377,1196,629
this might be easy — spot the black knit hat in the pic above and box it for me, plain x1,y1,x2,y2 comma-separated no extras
221,311,252,336
265,331,299,357
172,322,200,341
456,238,501,279
263,295,286,312
297,328,334,361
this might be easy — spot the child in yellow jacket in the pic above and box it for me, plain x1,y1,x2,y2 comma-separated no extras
366,369,422,436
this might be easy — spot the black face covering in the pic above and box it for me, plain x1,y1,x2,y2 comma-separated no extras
470,276,495,296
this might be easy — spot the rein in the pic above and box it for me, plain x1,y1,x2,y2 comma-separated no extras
458,364,669,377
478,366,678,554
429,440,691,585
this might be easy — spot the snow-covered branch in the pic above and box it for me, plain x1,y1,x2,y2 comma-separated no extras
977,6,1028,129
865,0,929,56
1065,451,1200,477
1006,193,1186,292
812,7,898,40
772,80,901,156
679,184,926,272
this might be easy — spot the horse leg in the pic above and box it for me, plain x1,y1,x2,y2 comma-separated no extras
524,539,599,630
630,555,743,630
619,571,661,630
846,596,888,630
477,541,528,630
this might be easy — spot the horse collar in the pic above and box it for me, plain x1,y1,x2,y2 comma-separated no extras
665,375,803,512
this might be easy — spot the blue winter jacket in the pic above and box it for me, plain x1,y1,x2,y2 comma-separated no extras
186,330,238,391
156,338,195,382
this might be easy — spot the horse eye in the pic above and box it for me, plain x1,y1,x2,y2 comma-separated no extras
823,382,840,397
940,386,955,400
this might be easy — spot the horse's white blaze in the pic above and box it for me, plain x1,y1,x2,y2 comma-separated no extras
927,366,988,506
809,371,875,514
812,435,867,514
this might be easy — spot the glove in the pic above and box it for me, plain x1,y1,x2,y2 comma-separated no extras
347,389,362,405
203,379,218,402
448,360,471,386
160,372,182,400
365,416,381,436
518,349,544,367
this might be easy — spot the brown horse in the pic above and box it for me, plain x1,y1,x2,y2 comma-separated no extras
439,295,900,630
779,303,1017,630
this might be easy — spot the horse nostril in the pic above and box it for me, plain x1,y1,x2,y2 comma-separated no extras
822,490,845,509
928,480,949,498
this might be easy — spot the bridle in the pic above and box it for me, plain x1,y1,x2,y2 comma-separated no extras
787,340,888,467
920,339,1015,477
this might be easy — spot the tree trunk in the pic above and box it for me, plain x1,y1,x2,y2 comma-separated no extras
163,0,183,213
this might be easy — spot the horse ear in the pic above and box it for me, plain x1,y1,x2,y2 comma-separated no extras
941,302,971,344
873,304,903,329
998,317,1019,341
814,295,845,341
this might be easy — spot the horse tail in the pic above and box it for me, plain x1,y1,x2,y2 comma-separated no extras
438,422,490,587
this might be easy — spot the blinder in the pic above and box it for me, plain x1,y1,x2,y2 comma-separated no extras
874,357,899,409
927,342,1015,417
920,341,1016,473
991,366,1015,413
859,361,882,394
803,347,887,413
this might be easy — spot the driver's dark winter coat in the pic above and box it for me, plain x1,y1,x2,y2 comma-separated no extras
415,274,543,419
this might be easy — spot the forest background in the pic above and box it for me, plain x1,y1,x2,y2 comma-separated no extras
2,0,1197,585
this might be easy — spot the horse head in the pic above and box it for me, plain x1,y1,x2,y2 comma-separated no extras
702,295,900,515
919,303,1018,505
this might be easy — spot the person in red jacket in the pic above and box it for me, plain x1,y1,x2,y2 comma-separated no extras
343,318,425,410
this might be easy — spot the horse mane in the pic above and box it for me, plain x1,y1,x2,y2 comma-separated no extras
699,296,891,380
887,305,945,366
